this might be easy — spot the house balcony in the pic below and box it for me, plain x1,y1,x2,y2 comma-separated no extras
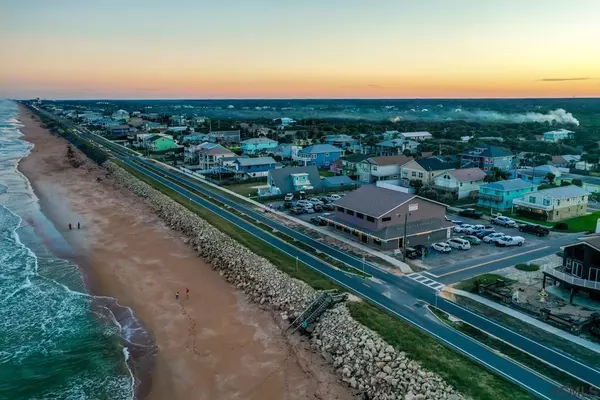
478,193,503,202
513,199,553,211
543,265,600,291
292,155,312,165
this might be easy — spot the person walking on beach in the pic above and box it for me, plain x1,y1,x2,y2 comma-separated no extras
68,223,72,230
77,222,80,230
186,288,189,299
175,291,180,300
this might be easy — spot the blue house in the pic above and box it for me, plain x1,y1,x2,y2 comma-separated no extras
324,135,358,149
240,138,278,155
231,157,278,177
511,165,562,185
297,144,343,168
322,175,356,189
478,179,538,211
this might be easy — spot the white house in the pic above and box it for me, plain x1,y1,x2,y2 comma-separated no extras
543,129,574,143
112,109,130,121
434,168,486,199
356,155,414,183
513,185,589,221
399,131,433,141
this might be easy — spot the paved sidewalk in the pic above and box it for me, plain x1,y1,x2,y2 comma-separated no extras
446,287,600,355
164,163,413,273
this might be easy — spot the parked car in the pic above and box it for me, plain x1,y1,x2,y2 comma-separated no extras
475,229,496,239
290,206,304,215
284,193,294,201
405,246,429,259
458,208,483,219
326,194,342,202
454,224,474,233
298,191,307,200
483,232,506,244
491,215,517,227
464,224,486,235
496,236,525,247
447,238,471,250
313,204,324,212
310,216,321,224
309,197,324,206
431,242,452,253
318,196,331,204
445,216,464,225
323,203,335,211
303,206,315,214
461,235,482,245
518,224,550,237
283,201,297,209
296,200,313,208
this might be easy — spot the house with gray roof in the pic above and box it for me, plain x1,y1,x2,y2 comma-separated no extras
231,157,279,177
261,166,323,196
478,179,538,211
461,145,514,172
513,185,589,221
434,168,486,199
296,144,343,168
323,186,453,249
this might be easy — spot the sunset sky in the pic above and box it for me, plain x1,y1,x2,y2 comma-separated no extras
1,0,599,99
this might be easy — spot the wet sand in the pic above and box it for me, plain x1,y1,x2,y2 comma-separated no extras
17,105,354,400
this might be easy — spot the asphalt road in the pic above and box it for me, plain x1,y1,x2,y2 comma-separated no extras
34,107,599,399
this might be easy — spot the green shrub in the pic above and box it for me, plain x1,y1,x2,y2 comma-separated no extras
515,263,540,272
554,222,569,230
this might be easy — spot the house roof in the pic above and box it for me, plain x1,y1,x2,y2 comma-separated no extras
199,143,234,155
515,165,561,178
366,155,413,166
551,156,568,165
323,176,355,185
449,168,486,182
377,139,405,147
399,131,432,139
328,216,454,240
269,166,323,194
416,157,455,172
343,153,372,163
482,179,538,191
463,145,512,158
332,186,417,218
241,137,277,145
234,157,276,167
301,144,343,154
325,134,356,142
538,185,590,199
581,236,600,252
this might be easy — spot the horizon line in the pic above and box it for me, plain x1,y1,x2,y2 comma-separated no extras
11,96,600,101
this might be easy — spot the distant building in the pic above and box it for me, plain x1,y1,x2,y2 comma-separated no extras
169,115,186,126
341,153,373,178
296,144,344,168
111,109,130,121
376,138,418,156
240,137,279,155
400,157,455,184
207,130,241,144
356,155,414,184
513,185,589,222
183,133,209,145
144,122,168,131
272,143,301,160
166,126,191,133
460,145,514,172
543,129,574,143
107,125,132,136
478,179,538,211
398,131,433,141
324,134,358,149
322,175,356,189
512,165,562,184
196,143,235,171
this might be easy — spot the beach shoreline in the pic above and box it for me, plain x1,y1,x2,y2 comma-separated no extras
16,104,353,400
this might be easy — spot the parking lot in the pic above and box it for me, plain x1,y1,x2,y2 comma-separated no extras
265,195,341,224
419,213,564,269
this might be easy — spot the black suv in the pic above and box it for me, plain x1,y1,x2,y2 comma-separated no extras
405,245,429,259
458,208,483,219
518,224,550,236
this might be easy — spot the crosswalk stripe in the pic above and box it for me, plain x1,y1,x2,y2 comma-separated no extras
406,273,444,291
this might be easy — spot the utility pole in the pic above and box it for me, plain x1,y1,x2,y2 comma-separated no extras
402,213,409,262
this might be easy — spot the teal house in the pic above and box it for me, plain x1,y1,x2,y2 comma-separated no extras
147,135,177,152
240,138,279,155
478,179,538,211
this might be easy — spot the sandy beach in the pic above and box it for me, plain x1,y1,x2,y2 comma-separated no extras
17,105,354,400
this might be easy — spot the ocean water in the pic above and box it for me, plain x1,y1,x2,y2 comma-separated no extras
0,100,139,400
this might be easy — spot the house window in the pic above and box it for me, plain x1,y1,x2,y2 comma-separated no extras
347,210,354,216
325,152,330,157
382,217,391,222
529,196,536,204
373,166,378,171
556,211,559,216
557,200,561,206
412,171,416,177
543,199,550,206
366,216,375,222
311,154,317,159
357,213,364,219
418,172,424,178
337,206,345,212
460,183,463,187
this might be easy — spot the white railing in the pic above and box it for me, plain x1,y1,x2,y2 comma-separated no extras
512,199,553,211
543,266,600,290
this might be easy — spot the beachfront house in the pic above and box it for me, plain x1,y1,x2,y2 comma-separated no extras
512,185,589,221
477,179,538,211
230,157,278,177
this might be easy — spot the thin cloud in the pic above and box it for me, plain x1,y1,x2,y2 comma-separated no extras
539,77,592,82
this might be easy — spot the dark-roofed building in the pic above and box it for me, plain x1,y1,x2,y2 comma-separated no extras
400,157,455,184
323,186,452,249
207,130,241,144
231,157,278,177
341,153,373,178
262,166,323,196
543,236,600,303
322,175,356,189
460,145,514,172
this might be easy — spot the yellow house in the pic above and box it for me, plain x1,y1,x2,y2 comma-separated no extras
401,158,455,184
